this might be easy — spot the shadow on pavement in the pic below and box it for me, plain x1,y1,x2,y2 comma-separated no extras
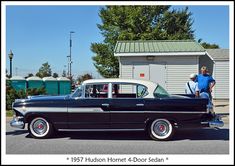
173,128,229,141
53,128,229,141
6,130,28,136
215,104,229,107
7,128,229,141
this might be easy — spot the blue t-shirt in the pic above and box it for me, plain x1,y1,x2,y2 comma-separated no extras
196,74,215,93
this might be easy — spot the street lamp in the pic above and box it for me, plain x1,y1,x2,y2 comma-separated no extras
8,50,14,78
67,31,75,79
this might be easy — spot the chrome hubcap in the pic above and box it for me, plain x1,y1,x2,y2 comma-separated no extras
33,119,47,135
153,121,169,136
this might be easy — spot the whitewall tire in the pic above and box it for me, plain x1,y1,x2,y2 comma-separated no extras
149,119,174,141
29,117,53,138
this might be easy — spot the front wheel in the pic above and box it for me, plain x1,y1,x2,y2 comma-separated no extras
149,119,174,141
28,117,54,138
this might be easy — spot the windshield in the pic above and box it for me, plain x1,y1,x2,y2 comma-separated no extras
71,85,83,98
153,85,170,98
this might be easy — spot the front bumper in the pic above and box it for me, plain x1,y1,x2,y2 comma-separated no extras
201,114,224,128
10,116,25,129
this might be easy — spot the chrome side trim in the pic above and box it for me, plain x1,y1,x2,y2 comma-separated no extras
110,111,207,114
58,128,145,131
68,107,104,113
14,106,207,114
13,107,67,115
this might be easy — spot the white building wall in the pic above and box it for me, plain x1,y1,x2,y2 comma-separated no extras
213,60,229,99
119,55,199,94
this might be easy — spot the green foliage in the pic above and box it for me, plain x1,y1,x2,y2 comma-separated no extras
200,42,219,49
91,44,119,78
91,6,195,78
6,80,46,110
62,70,67,77
26,87,46,96
77,73,93,84
6,81,26,110
6,110,14,117
52,72,59,78
36,62,52,78
25,73,34,79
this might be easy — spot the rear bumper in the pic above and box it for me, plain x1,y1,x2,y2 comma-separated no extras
201,115,224,128
10,116,25,129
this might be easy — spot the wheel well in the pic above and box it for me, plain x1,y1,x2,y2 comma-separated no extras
25,114,51,124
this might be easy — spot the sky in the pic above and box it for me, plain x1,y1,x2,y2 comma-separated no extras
5,5,230,78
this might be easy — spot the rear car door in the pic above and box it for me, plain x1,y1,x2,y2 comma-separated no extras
109,83,147,129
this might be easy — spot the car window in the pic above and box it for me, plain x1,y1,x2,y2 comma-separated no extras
153,85,170,98
112,83,148,98
137,84,148,98
85,83,108,98
71,85,83,98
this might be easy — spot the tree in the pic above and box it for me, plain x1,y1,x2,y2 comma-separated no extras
62,70,66,77
25,73,34,79
91,6,195,78
36,62,52,78
52,72,59,78
200,42,220,49
77,73,93,84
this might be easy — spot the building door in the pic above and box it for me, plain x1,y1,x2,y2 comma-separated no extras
133,63,166,88
149,63,166,88
133,64,149,80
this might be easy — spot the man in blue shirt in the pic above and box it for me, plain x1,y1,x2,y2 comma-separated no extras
196,66,216,101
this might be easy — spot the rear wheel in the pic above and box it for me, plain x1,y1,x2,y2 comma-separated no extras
149,119,174,141
28,117,54,138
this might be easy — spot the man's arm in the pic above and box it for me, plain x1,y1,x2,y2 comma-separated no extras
209,81,216,92
195,82,199,97
209,76,216,92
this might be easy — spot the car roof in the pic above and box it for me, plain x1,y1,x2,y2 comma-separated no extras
82,78,158,88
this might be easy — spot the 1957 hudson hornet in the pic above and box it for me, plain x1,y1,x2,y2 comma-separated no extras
10,79,224,140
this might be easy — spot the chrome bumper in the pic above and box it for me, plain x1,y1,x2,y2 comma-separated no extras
202,115,224,128
10,116,25,129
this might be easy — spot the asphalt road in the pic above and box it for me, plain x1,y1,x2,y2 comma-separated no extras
5,118,229,155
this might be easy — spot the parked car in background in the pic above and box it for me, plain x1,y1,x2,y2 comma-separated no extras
10,79,224,140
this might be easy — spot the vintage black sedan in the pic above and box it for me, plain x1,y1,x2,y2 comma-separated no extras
10,79,224,140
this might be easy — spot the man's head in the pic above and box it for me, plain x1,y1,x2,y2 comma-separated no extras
189,73,197,81
200,66,208,75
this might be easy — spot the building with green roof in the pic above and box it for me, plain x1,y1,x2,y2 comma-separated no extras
114,40,207,95
114,40,229,99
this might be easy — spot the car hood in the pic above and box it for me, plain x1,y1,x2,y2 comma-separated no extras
14,95,68,103
27,95,68,101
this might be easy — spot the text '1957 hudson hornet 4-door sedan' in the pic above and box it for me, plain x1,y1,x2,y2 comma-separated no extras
10,79,224,140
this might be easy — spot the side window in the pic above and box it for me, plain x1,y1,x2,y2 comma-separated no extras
112,83,148,98
85,84,108,98
137,85,148,98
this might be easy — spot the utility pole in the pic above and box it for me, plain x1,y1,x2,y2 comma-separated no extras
67,31,75,79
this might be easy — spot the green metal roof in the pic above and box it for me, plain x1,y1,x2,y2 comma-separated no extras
114,40,205,54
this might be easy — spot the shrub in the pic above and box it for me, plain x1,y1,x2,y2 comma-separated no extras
6,80,47,110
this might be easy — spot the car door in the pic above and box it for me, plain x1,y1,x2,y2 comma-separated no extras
67,83,110,129
109,83,147,129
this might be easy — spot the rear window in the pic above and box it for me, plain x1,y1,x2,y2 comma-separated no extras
153,85,170,98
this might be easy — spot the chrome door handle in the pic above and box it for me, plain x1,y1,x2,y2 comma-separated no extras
102,103,109,107
136,103,144,107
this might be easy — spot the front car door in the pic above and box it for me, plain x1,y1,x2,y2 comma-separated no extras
67,83,110,129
